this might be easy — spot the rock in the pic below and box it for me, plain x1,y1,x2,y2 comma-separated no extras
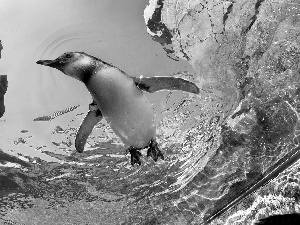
0,40,2,58
0,75,7,118
144,0,300,224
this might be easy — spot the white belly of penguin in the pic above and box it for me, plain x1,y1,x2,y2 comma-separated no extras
86,68,155,148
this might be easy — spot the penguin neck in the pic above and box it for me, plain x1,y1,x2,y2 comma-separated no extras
78,60,103,84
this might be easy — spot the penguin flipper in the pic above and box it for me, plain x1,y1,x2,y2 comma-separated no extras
75,102,103,153
133,76,199,94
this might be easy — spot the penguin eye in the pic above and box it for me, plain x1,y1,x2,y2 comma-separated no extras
64,53,72,58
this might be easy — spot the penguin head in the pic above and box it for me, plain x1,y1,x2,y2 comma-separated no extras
37,52,97,83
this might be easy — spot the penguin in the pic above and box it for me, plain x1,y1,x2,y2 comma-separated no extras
36,52,199,166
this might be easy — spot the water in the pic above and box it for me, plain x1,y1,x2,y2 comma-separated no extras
0,1,205,224
1,0,300,224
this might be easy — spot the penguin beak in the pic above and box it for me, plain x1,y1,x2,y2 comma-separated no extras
36,59,60,68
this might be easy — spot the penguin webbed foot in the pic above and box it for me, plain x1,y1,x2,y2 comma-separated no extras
147,139,164,162
128,147,142,166
127,140,164,166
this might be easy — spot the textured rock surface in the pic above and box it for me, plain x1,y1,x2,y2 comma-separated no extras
0,75,7,118
144,0,300,224
0,40,7,118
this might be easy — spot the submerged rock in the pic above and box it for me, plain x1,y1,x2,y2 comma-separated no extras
0,40,2,58
0,75,7,118
143,0,300,224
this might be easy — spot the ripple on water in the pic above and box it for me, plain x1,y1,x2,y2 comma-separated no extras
1,78,232,224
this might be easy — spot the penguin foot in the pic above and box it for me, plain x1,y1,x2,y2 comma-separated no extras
147,139,164,162
128,147,142,166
